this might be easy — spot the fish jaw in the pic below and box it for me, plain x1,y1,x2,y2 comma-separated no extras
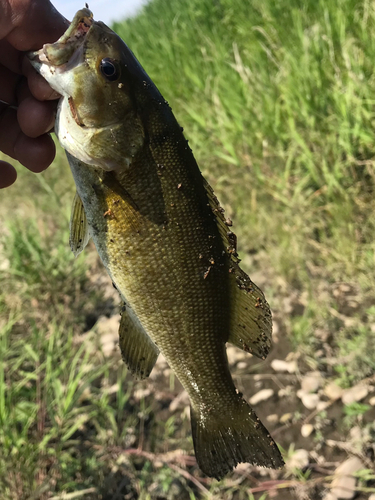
27,8,145,171
28,8,93,98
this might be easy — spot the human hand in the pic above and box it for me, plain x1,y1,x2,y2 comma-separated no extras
0,0,68,188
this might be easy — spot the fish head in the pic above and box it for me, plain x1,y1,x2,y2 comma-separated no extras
28,8,146,170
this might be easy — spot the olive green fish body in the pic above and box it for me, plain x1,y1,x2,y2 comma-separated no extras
28,8,284,478
68,113,233,408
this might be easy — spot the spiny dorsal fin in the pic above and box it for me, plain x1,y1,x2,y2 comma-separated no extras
203,178,272,359
119,302,159,380
69,191,90,257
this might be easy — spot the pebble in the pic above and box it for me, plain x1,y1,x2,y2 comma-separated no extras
134,387,151,400
95,315,121,356
301,424,314,437
341,384,369,405
349,426,361,441
368,495,375,500
324,382,344,400
278,385,293,398
227,346,247,364
169,390,189,412
266,414,279,424
279,412,293,424
369,396,375,406
249,388,274,405
297,390,320,410
237,361,247,370
95,314,121,336
286,449,309,470
100,332,119,356
0,257,9,271
271,359,297,373
330,457,364,499
324,494,337,500
301,371,323,393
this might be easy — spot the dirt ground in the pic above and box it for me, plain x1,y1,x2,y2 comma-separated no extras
85,251,375,500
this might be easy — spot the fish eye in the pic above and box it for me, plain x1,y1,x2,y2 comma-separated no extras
100,58,120,82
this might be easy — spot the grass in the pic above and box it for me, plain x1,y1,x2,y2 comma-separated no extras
1,0,375,497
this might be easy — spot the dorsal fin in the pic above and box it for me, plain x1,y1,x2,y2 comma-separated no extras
69,191,90,257
203,178,272,359
203,179,239,261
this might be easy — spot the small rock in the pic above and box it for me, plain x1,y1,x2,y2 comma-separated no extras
280,412,293,424
297,390,320,410
0,257,9,271
287,449,309,470
301,372,323,393
330,457,364,499
278,385,293,398
317,401,329,412
282,297,293,314
301,424,314,437
368,495,375,500
227,346,247,364
133,387,151,400
272,321,279,336
324,382,344,401
169,390,189,412
237,361,247,370
368,396,375,406
100,332,119,356
349,426,361,441
95,314,121,336
271,359,297,373
324,494,338,500
341,384,369,405
266,414,279,424
249,388,274,405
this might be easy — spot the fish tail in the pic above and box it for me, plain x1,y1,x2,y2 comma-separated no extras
190,397,284,480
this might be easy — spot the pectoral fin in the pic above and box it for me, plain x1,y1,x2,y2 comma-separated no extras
69,191,90,257
228,266,272,359
119,303,159,379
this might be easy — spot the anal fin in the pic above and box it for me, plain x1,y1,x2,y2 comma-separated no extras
119,303,159,380
228,265,272,360
69,191,90,257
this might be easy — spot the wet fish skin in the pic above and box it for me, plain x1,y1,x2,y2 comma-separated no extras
28,8,284,478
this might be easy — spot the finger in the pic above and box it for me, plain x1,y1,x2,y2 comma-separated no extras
4,1,69,50
0,160,17,188
15,133,56,172
0,39,23,74
23,57,61,101
17,96,56,137
0,64,20,105
0,107,55,171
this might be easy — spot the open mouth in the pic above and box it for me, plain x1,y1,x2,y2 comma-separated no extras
28,7,94,69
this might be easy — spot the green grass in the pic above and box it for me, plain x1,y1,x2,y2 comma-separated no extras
1,0,375,497
114,0,375,283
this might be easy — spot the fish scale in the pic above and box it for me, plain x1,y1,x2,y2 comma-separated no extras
28,7,284,479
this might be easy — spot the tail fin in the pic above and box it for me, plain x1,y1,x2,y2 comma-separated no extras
190,398,284,479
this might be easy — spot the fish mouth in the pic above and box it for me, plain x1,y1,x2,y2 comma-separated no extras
27,7,94,81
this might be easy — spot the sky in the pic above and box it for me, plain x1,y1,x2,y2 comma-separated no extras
51,0,150,25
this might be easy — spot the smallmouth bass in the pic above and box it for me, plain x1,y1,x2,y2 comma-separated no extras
28,8,284,478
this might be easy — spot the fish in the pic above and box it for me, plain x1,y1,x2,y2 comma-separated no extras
28,7,284,479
